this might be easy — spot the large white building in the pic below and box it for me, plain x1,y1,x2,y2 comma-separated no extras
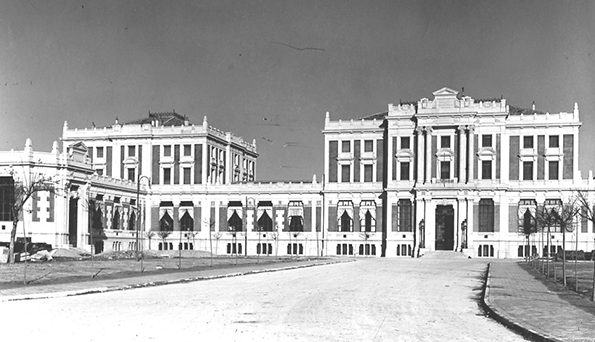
1,88,594,258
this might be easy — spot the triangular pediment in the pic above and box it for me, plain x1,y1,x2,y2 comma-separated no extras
69,141,88,152
432,87,459,97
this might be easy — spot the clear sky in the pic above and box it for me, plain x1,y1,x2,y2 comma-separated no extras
1,0,594,182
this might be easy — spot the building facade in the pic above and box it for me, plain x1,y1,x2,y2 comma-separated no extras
1,88,594,258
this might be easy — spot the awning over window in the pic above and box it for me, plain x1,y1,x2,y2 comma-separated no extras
337,200,354,220
227,207,243,220
179,207,193,220
159,207,173,219
359,207,376,221
257,207,272,220
288,201,303,217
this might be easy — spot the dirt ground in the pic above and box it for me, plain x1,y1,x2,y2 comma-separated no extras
0,248,306,289
527,259,595,297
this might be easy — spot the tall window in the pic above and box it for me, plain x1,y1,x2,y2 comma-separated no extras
0,177,14,221
481,161,492,180
397,199,412,232
360,200,376,232
339,212,352,232
127,168,136,181
288,216,303,232
549,136,559,148
364,140,373,152
482,135,492,147
400,162,410,181
337,200,353,232
341,165,350,183
160,211,173,231
128,211,136,231
523,136,534,149
163,168,171,185
440,161,450,180
112,208,120,230
183,167,191,184
228,211,242,232
478,199,494,232
364,165,373,182
523,162,533,180
548,161,559,180
128,145,136,157
401,137,410,149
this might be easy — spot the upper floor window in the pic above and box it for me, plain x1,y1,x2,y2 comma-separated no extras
183,144,192,156
341,165,350,183
440,161,450,180
548,161,559,180
163,168,171,185
482,135,492,148
364,140,373,152
400,162,410,181
341,141,350,153
401,137,410,149
523,161,533,180
440,136,450,148
127,168,136,181
163,145,172,157
364,165,373,182
96,147,104,158
523,136,534,149
481,161,492,180
549,136,559,148
128,146,136,157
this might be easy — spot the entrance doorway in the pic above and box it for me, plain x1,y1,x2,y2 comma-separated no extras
435,205,454,250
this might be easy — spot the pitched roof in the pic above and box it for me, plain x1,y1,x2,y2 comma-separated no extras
124,111,189,126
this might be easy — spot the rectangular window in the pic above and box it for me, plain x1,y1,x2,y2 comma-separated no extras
401,137,410,149
127,168,136,181
163,145,172,157
478,199,495,232
96,147,104,158
482,135,492,147
440,161,450,180
481,160,492,180
183,167,191,184
341,165,350,183
549,136,559,148
440,136,450,148
184,144,192,156
96,169,104,176
397,199,412,232
341,141,350,153
0,177,14,221
523,136,534,149
128,146,136,157
363,165,373,182
523,161,533,180
400,162,410,181
548,161,559,180
364,140,373,152
163,168,171,185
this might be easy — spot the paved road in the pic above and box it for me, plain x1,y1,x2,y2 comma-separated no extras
1,258,527,342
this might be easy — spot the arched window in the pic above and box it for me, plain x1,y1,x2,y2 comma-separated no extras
180,211,194,231
228,211,242,232
258,211,274,231
340,211,352,232
160,212,173,231
112,208,120,230
128,211,136,231
289,216,303,232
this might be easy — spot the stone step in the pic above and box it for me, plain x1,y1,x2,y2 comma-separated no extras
421,250,469,259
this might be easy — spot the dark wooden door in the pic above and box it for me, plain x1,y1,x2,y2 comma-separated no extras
435,205,454,250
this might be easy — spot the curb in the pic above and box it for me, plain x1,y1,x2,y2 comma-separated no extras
481,262,561,342
1,259,351,302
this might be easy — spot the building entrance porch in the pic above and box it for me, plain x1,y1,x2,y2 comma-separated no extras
435,205,454,250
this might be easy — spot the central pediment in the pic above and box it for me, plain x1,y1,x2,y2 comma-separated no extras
432,87,459,97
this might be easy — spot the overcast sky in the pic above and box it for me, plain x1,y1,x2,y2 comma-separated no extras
1,0,593,182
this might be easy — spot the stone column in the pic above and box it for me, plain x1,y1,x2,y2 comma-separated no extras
458,126,466,183
416,127,425,183
425,127,433,184
467,126,475,183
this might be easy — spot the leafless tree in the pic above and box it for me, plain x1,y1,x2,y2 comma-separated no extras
576,190,595,301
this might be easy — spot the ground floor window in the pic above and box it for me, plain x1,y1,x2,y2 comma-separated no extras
287,243,303,255
158,242,174,250
226,242,243,254
358,244,376,256
112,241,122,251
477,245,495,257
517,245,537,257
257,243,273,255
396,244,411,256
543,245,562,257
336,243,353,256
178,242,194,250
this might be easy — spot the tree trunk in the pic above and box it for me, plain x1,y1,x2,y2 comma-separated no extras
9,219,18,263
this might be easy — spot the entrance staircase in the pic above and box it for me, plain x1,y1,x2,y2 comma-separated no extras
420,250,470,259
